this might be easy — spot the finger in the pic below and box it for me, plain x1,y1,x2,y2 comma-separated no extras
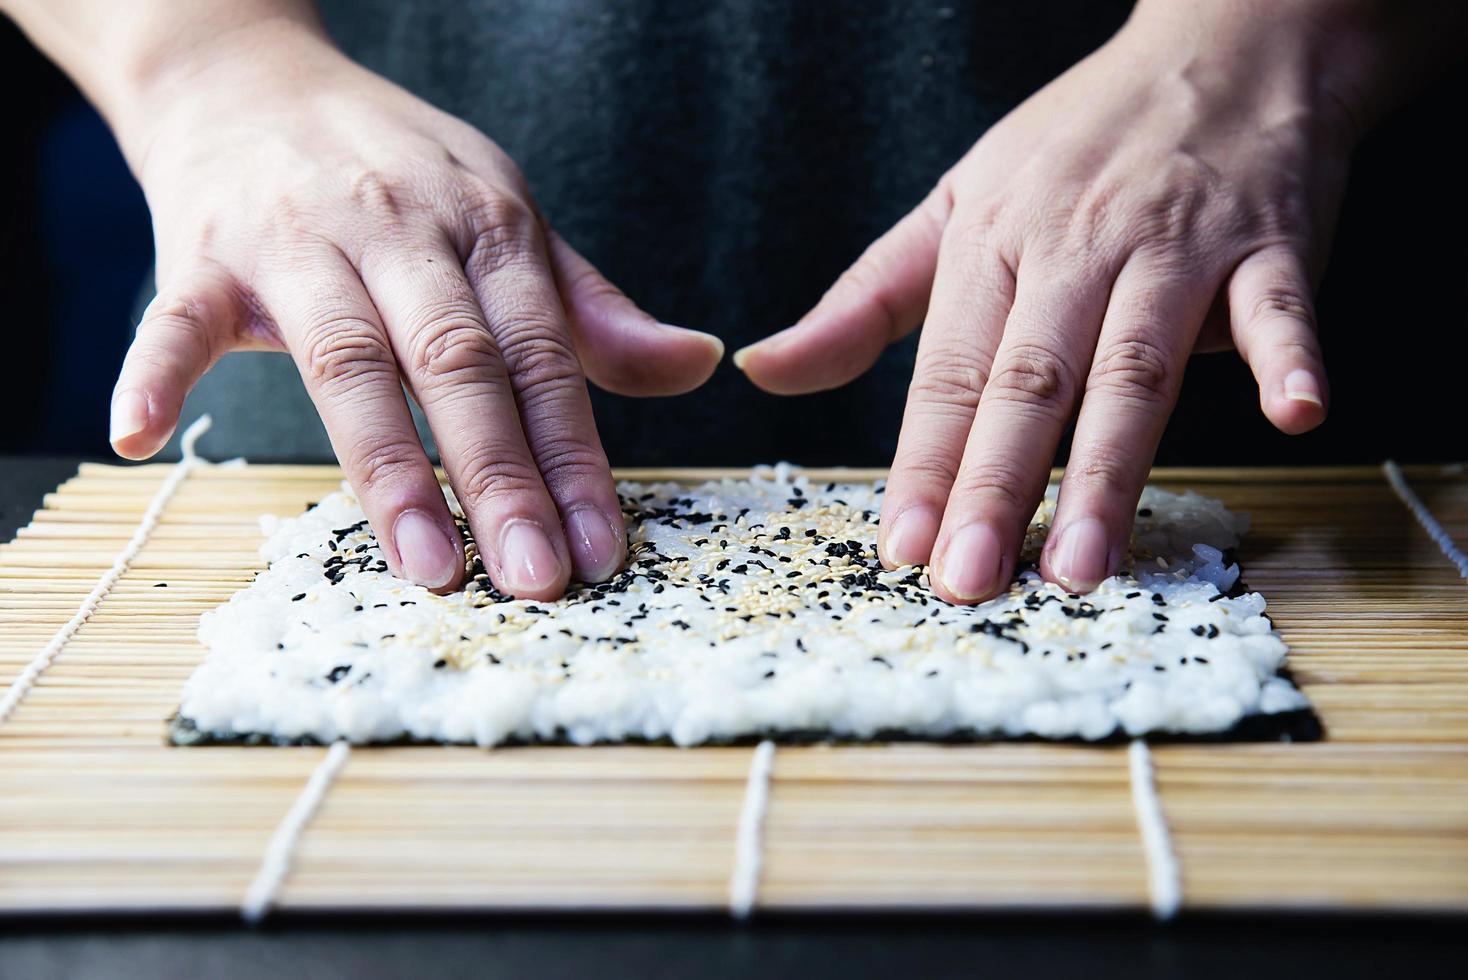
927,259,1115,604
358,238,577,599
546,231,723,396
111,269,246,460
462,210,626,586
363,207,620,593
877,223,1015,570
1043,256,1214,593
1227,245,1328,435
260,249,466,593
736,184,953,394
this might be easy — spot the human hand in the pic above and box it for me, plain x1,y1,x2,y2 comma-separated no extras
108,22,723,598
736,0,1364,602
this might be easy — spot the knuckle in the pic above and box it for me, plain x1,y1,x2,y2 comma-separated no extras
909,346,990,410
892,447,960,492
988,343,1075,411
140,292,220,364
530,436,608,490
498,325,581,399
951,460,1034,516
343,168,407,217
1089,337,1174,403
301,317,395,392
347,438,426,497
1066,185,1119,252
455,450,543,511
409,317,503,384
462,194,538,275
145,293,207,328
1064,453,1136,500
1248,285,1315,328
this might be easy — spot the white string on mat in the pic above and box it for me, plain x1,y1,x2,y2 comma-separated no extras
1128,739,1182,921
1383,460,1468,580
728,739,776,920
0,414,213,729
242,739,353,924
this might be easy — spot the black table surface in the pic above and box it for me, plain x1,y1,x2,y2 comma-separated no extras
0,456,1461,980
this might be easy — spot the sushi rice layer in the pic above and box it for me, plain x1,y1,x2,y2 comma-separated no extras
178,465,1309,746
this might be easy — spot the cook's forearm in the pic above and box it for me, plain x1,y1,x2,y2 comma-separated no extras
1,0,325,148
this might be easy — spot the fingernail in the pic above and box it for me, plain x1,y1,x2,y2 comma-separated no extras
883,507,939,566
938,523,1003,600
499,520,563,594
731,345,755,371
1283,369,1323,407
658,323,725,358
110,390,149,444
566,506,623,582
393,509,460,589
1053,517,1110,592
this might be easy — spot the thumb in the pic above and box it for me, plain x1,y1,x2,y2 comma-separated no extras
734,183,952,395
110,269,251,459
1227,244,1329,436
546,230,724,397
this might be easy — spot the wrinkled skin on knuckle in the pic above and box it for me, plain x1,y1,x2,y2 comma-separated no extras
342,167,412,219
951,461,1035,517
909,346,990,413
301,318,397,394
892,448,961,492
461,193,539,275
499,325,582,403
345,436,429,499
1064,452,1139,503
1247,282,1315,329
1088,337,1174,404
1063,182,1124,255
142,292,224,362
529,435,610,495
987,343,1075,414
453,449,543,513
409,316,503,386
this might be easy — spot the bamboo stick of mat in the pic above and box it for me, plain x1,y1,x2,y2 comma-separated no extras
0,462,1465,915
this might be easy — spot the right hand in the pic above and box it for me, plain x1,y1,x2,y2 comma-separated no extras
109,23,723,598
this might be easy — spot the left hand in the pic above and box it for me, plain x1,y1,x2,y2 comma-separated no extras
736,0,1362,602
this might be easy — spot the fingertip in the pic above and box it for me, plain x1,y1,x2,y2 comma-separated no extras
391,507,466,593
1264,369,1328,435
494,519,572,600
731,344,753,373
879,505,940,569
681,327,725,361
930,521,1006,605
655,323,724,391
1040,516,1114,594
109,389,175,460
565,504,627,583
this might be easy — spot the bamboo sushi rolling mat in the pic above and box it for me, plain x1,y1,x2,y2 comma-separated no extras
1,458,1465,920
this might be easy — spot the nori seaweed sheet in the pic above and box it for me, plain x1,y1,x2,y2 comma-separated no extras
168,702,1324,748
